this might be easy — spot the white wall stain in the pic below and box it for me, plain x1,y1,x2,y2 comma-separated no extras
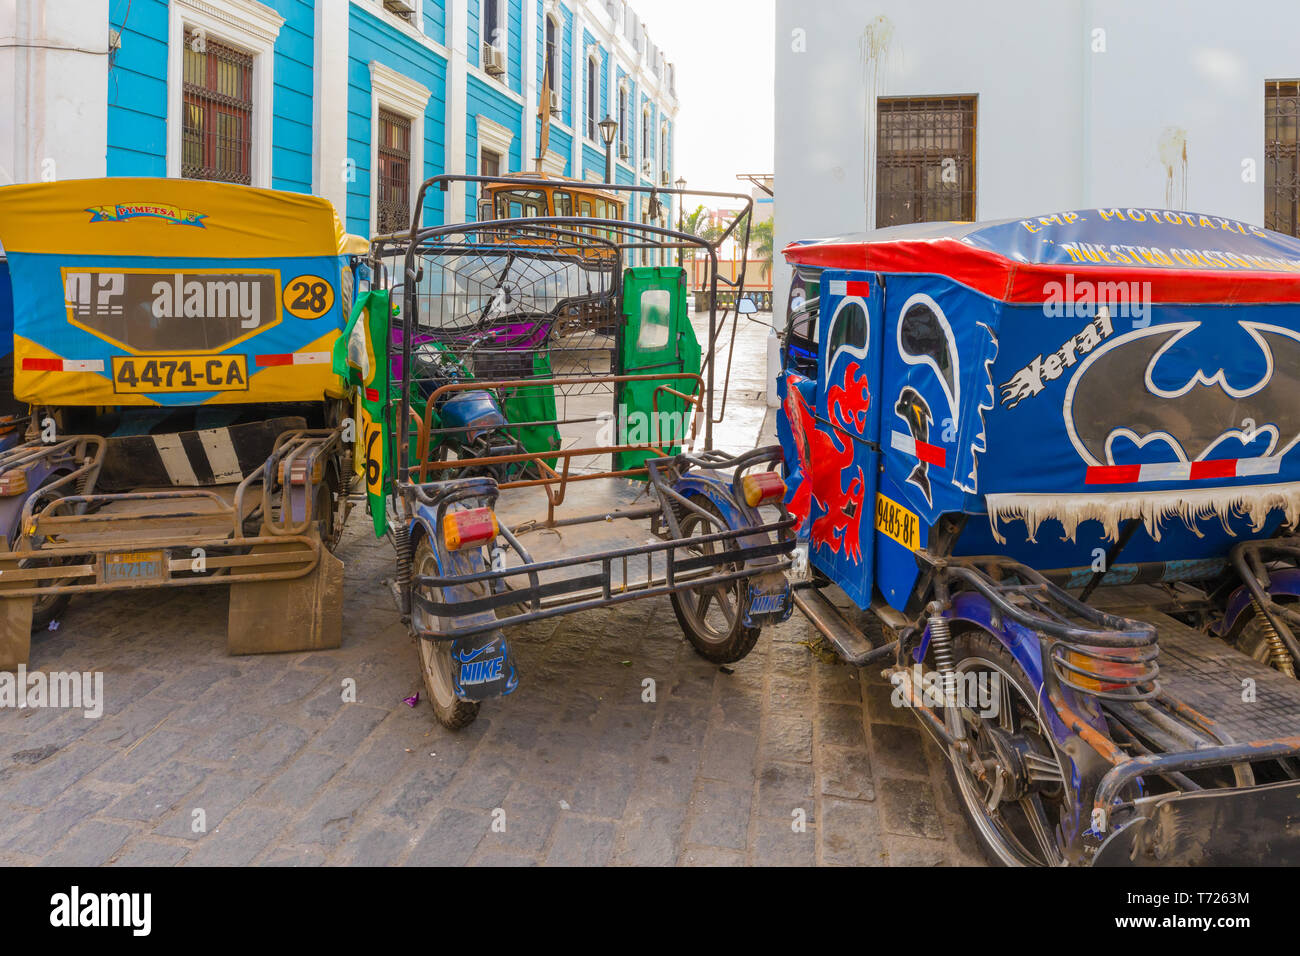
1158,126,1188,210
861,14,896,230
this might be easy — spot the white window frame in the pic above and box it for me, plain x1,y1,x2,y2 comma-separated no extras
482,0,508,81
641,103,652,177
166,0,284,188
617,79,630,158
584,50,600,144
476,114,514,189
369,61,431,237
543,11,561,92
660,120,670,184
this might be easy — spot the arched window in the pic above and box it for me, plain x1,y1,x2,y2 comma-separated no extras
586,54,599,140
617,81,629,158
544,15,558,90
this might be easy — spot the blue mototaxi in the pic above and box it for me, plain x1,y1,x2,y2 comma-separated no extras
778,208,1300,866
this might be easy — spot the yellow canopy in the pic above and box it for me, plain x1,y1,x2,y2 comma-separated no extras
0,177,358,259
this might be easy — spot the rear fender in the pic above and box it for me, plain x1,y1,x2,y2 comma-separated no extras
0,459,61,544
409,504,517,702
913,591,1086,747
1215,567,1300,636
911,590,1111,859
671,473,792,627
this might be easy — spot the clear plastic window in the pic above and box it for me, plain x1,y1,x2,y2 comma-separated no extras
638,289,672,350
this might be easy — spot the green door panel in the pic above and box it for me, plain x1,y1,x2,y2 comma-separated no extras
615,266,700,476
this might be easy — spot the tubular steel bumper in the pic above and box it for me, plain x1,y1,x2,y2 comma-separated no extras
410,517,796,640
0,427,346,597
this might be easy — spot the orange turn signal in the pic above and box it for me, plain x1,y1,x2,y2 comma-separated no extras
443,507,499,551
742,471,786,507
0,470,29,497
278,457,324,485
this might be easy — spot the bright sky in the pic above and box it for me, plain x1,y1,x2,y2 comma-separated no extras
635,0,774,204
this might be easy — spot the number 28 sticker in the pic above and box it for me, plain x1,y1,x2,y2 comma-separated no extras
283,274,335,319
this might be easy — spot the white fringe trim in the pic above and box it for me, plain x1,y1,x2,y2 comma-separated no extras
986,482,1300,544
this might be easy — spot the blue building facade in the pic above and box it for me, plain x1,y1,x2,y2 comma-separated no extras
86,0,677,236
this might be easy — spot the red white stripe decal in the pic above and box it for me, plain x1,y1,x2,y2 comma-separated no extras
22,358,105,372
255,351,332,368
1085,457,1281,485
828,279,871,298
890,431,947,467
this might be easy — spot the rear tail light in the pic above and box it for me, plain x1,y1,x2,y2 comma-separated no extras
1064,645,1149,694
742,471,786,507
0,471,29,497
443,507,499,551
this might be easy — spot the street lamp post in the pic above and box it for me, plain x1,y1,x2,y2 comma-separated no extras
598,116,619,184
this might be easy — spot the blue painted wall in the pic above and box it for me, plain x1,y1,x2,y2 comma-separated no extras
107,0,315,192
270,0,315,193
559,3,573,129
467,0,481,65
507,0,523,97
347,3,449,233
100,0,674,236
423,0,447,46
107,0,168,176
466,72,524,218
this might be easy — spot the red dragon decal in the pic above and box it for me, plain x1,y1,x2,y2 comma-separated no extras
782,361,871,564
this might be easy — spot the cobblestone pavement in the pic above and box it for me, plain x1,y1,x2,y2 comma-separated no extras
0,524,980,866
0,312,982,866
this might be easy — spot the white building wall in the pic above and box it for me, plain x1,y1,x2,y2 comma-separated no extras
0,0,110,185
774,0,1300,321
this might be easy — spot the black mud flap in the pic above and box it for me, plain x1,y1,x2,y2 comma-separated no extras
449,631,519,702
1094,777,1300,866
98,416,308,491
742,569,794,628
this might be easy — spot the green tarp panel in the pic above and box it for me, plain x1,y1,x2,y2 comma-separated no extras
615,266,700,476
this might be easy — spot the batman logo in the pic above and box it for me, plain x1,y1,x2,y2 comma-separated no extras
895,386,934,505
897,292,959,424
1064,321,1300,466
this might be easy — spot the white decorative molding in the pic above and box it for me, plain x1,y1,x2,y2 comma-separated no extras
476,114,514,163
176,0,284,46
371,61,433,116
166,0,285,188
369,60,431,235
542,148,567,177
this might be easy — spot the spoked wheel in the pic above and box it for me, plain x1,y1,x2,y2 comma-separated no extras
944,628,1071,866
413,536,480,730
669,498,760,663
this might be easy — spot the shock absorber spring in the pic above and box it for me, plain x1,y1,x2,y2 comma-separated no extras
393,526,413,618
1252,598,1297,677
927,605,963,738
